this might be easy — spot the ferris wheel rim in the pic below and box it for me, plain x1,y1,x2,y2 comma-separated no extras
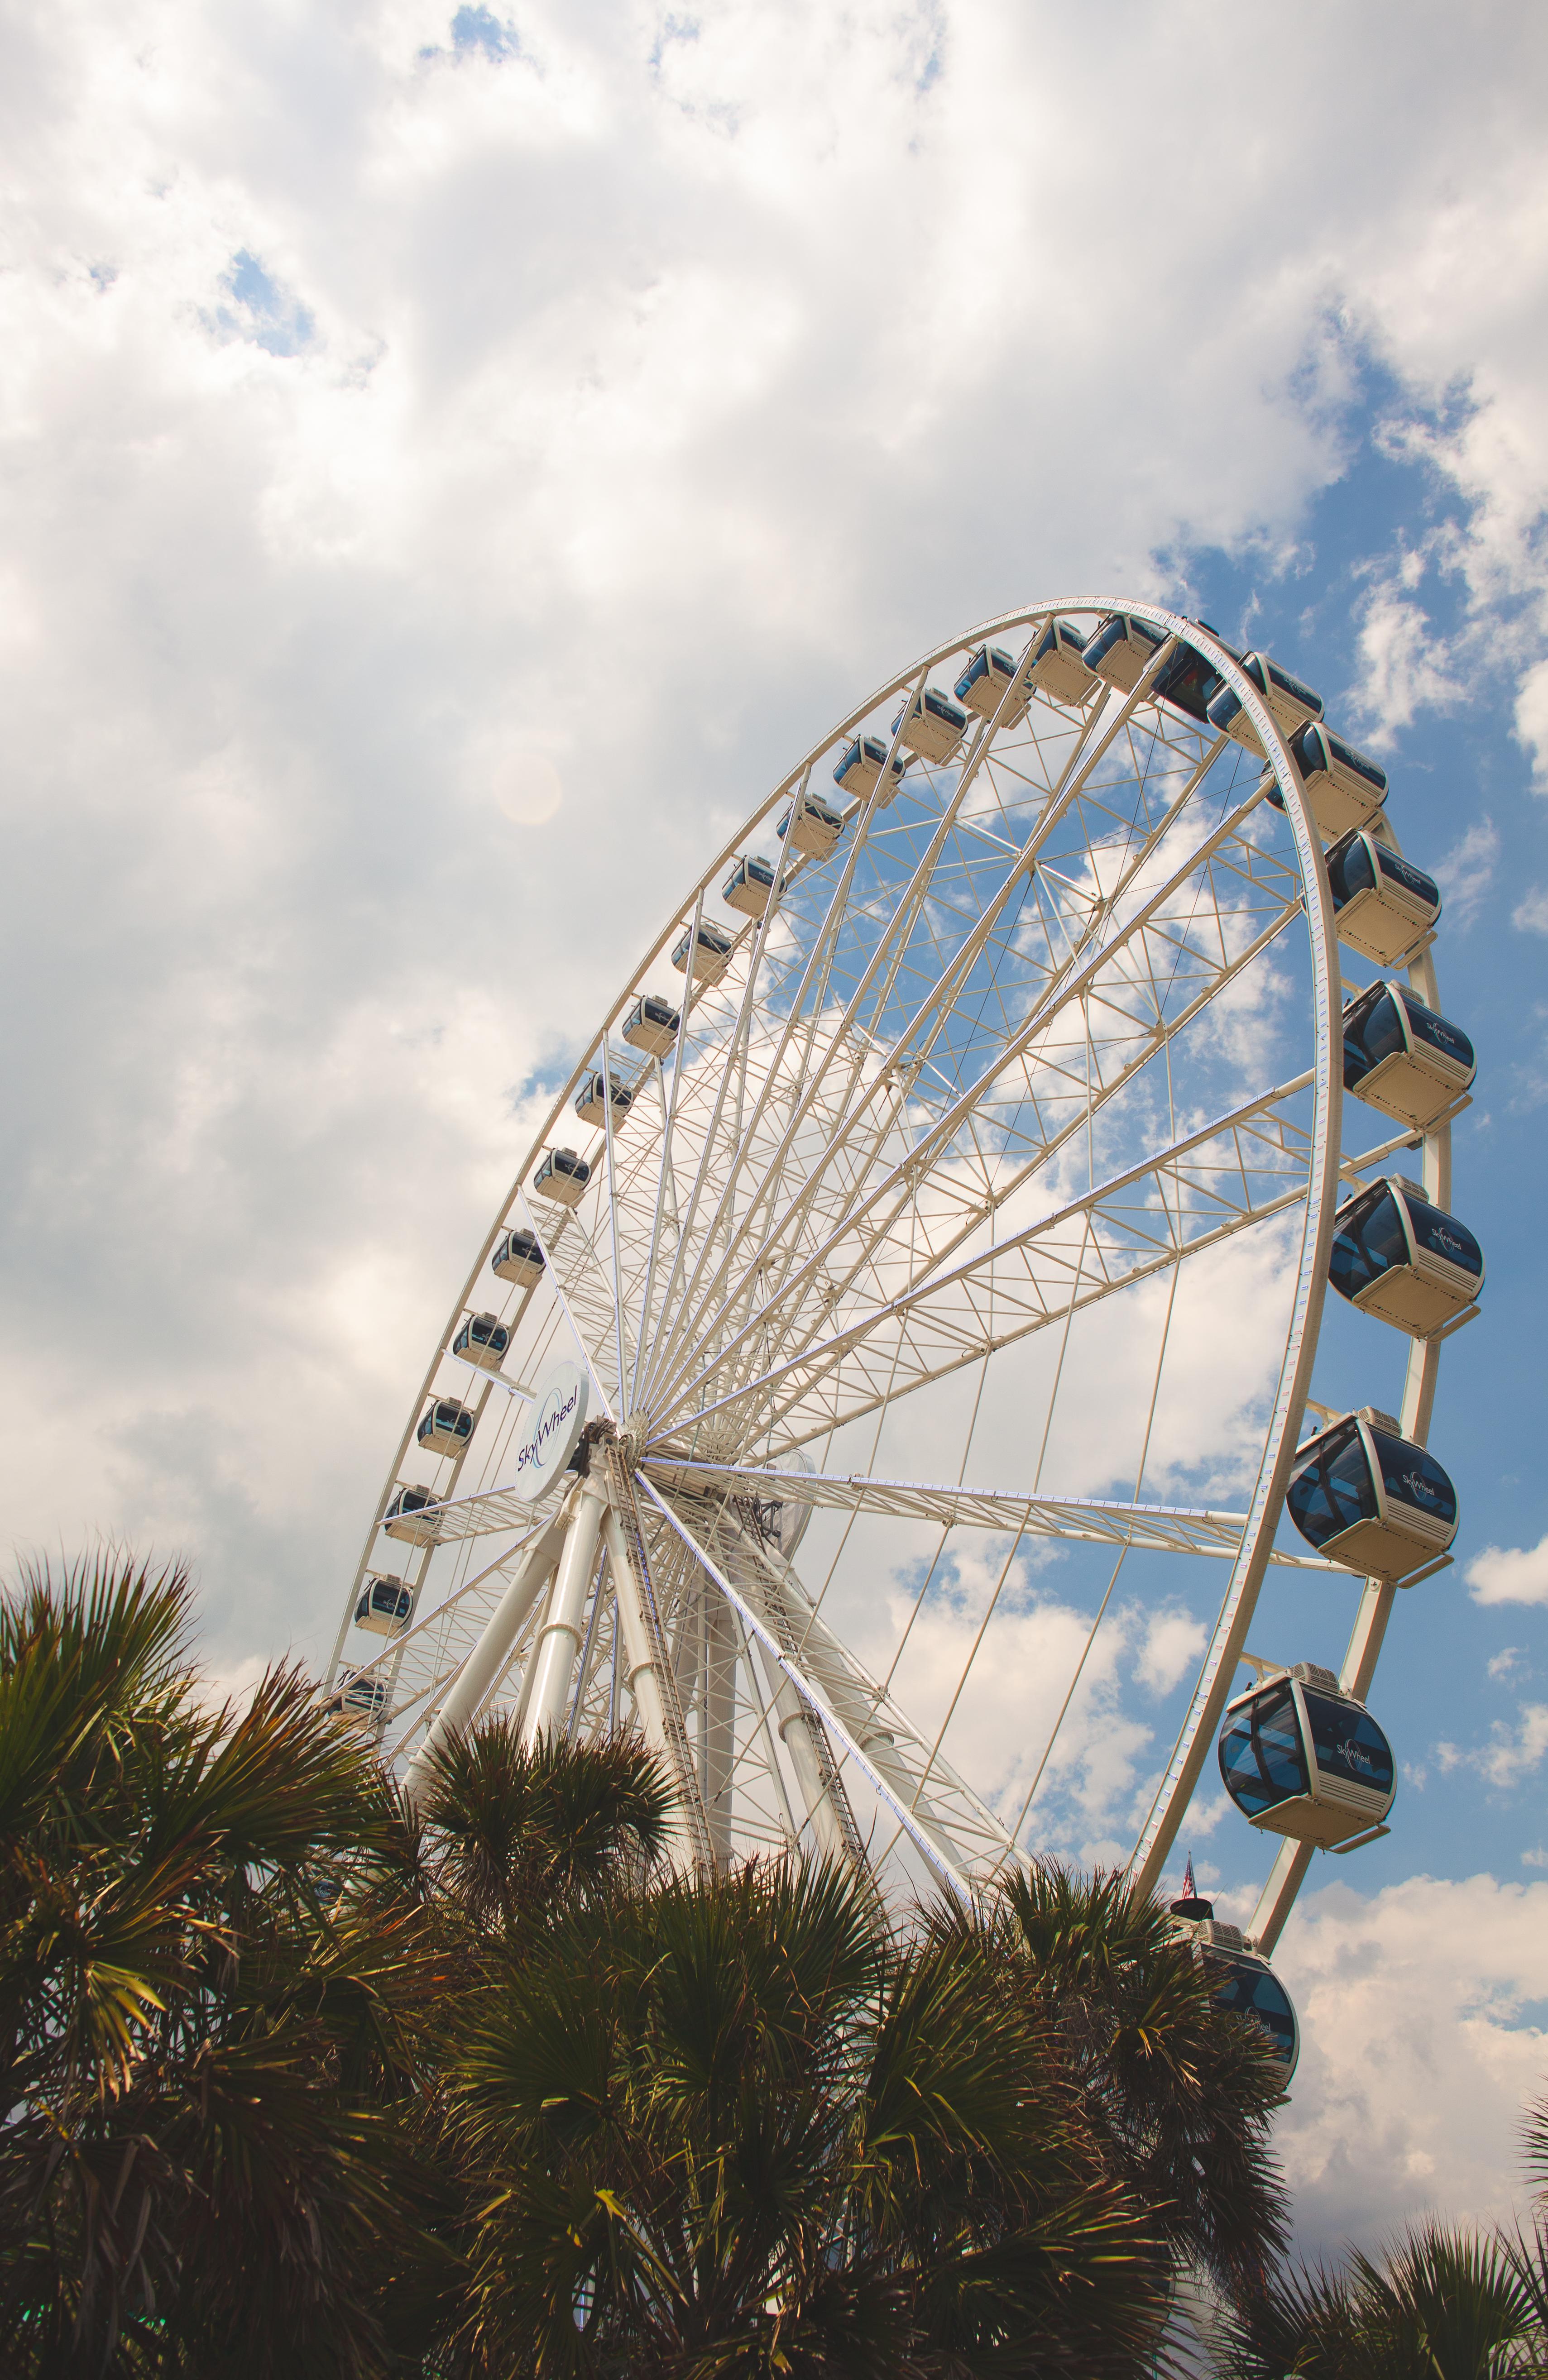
327,595,1458,1963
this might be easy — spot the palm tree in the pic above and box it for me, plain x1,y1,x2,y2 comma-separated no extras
0,1557,1298,2376
975,1863,1290,2294
0,1555,446,2377
400,1717,674,1947
1217,2220,1538,2379
436,1855,1173,2377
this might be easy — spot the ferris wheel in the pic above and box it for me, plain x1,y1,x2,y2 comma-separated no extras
324,599,1480,2022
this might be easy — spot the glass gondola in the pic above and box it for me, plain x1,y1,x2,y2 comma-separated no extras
1286,1405,1457,1580
1082,612,1165,693
1218,1661,1395,1850
1265,723,1388,842
1330,1175,1483,1338
833,734,907,803
452,1311,511,1371
533,1145,592,1207
1206,652,1324,755
384,1483,440,1545
575,1071,634,1128
329,1675,388,1729
623,993,681,1056
723,853,777,919
892,686,968,764
1342,981,1476,1131
1151,625,1241,723
418,1396,474,1455
1169,1893,1299,2077
776,790,846,859
492,1227,545,1287
1023,620,1097,706
1325,830,1441,967
671,918,736,983
956,642,1031,721
354,1574,415,1637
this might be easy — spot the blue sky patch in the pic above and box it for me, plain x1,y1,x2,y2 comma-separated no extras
211,250,316,358
451,6,520,61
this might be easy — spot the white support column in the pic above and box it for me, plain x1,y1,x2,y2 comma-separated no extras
601,1507,697,1872
521,1475,609,1746
758,1645,847,1862
401,1506,570,1811
702,1587,736,1864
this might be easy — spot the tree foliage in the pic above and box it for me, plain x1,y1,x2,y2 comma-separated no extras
0,1557,446,2376
0,1553,1304,2376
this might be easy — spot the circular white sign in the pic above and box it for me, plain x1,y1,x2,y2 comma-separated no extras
511,1359,589,1501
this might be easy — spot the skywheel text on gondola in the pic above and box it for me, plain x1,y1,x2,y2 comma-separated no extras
325,598,1482,2069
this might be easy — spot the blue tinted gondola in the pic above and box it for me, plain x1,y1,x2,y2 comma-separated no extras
329,1675,388,1729
452,1311,511,1371
492,1227,545,1287
575,1071,634,1128
1330,1176,1483,1338
671,919,736,982
956,643,1031,722
1265,723,1388,841
834,734,906,803
623,992,681,1056
776,790,846,859
1169,1895,1299,2077
893,686,968,764
1082,612,1165,693
384,1483,440,1545
1151,625,1242,723
1342,981,1476,1131
354,1575,415,1637
723,853,777,919
1024,620,1097,706
418,1396,474,1455
1218,1662,1395,1850
1209,1947,1299,2074
1205,653,1324,754
1324,831,1441,967
533,1146,592,1206
1286,1405,1457,1581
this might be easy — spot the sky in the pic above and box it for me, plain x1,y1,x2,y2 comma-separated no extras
4,0,1548,2261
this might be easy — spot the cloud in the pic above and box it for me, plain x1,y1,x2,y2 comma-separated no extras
1136,1606,1208,1697
1516,661,1548,791
1489,1647,1523,1680
1274,1873,1548,2252
0,0,1543,1717
1431,817,1498,928
1513,888,1548,934
1468,1536,1548,1606
1436,1704,1548,1793
1346,583,1466,747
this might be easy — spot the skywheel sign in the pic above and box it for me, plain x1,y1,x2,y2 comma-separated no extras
511,1359,589,1500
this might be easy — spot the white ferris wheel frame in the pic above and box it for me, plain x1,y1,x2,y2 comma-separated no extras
324,597,1459,1955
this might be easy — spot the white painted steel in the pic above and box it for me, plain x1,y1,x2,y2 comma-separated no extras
332,597,1460,1951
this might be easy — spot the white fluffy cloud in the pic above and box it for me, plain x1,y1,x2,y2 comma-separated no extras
1271,1873,1548,2252
1433,817,1500,930
0,0,1543,1674
1469,1537,1548,1607
1438,1704,1548,1793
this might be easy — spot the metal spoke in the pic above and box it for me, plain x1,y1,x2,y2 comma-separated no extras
638,1458,1347,1571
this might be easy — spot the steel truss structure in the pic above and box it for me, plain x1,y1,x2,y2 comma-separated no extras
325,600,1460,1952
